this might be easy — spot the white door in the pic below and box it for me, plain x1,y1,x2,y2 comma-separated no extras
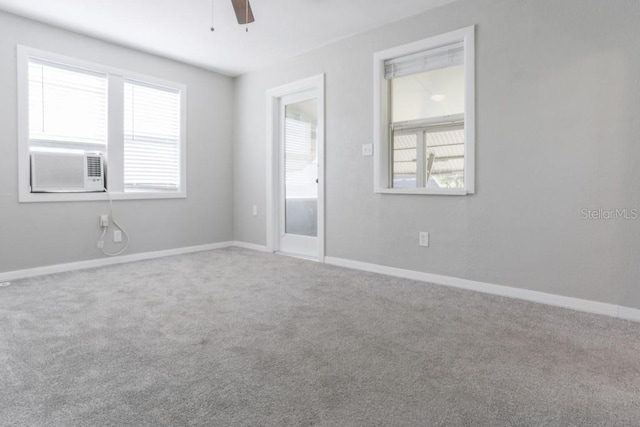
279,91,319,258
267,75,324,260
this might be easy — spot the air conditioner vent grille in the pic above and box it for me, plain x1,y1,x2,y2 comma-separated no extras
87,156,102,177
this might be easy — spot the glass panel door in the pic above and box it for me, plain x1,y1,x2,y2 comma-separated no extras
284,98,318,237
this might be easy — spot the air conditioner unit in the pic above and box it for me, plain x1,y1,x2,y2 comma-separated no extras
30,152,105,193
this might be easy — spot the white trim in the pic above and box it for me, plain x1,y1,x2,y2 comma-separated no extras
15,192,187,203
17,45,29,204
463,27,476,194
2,243,639,324
373,26,475,195
231,241,270,253
276,251,321,262
0,241,275,282
618,306,640,323
375,187,466,196
0,242,235,282
325,256,640,323
265,74,325,262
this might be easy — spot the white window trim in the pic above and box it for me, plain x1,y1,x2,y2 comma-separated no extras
373,26,475,195
17,45,187,203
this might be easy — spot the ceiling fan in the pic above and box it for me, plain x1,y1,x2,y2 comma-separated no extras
211,0,255,32
231,0,255,25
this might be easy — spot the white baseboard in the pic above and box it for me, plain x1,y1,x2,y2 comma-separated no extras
325,256,640,323
3,243,639,323
618,306,640,323
0,241,235,282
231,241,270,253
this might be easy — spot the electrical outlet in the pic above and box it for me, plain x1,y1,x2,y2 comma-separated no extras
100,214,109,227
113,230,122,243
97,240,104,249
419,232,429,247
252,205,258,216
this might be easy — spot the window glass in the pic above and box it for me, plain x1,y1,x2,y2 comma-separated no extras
284,99,318,237
28,59,107,152
425,125,465,189
392,133,417,188
388,47,466,190
124,81,181,192
391,64,464,123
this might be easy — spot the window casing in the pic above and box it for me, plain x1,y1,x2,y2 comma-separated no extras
17,46,187,202
373,26,475,195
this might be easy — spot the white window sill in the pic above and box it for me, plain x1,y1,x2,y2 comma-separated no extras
18,191,186,203
374,187,472,196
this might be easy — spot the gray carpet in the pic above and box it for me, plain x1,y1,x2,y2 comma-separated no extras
1,248,639,426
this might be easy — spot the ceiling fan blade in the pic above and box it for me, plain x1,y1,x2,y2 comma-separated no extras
231,0,255,24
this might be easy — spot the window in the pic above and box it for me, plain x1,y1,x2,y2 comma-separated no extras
373,26,475,195
124,81,181,192
17,46,186,202
28,60,108,154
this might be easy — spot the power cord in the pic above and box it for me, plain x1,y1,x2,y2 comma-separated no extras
97,191,130,256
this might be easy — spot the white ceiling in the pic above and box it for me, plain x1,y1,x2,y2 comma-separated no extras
0,0,457,76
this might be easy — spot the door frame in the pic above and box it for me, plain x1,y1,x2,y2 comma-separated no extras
266,74,325,261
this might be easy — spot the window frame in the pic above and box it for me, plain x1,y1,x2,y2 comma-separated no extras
17,45,187,203
373,26,475,195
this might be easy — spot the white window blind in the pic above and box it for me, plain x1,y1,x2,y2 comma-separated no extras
28,58,107,152
285,118,318,199
384,41,464,80
124,80,181,192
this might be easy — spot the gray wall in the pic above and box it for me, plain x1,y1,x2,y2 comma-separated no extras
233,0,640,309
0,11,234,272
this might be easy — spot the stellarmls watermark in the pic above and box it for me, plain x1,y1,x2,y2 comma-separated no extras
581,208,638,220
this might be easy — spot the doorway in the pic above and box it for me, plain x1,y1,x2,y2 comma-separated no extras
266,75,325,260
